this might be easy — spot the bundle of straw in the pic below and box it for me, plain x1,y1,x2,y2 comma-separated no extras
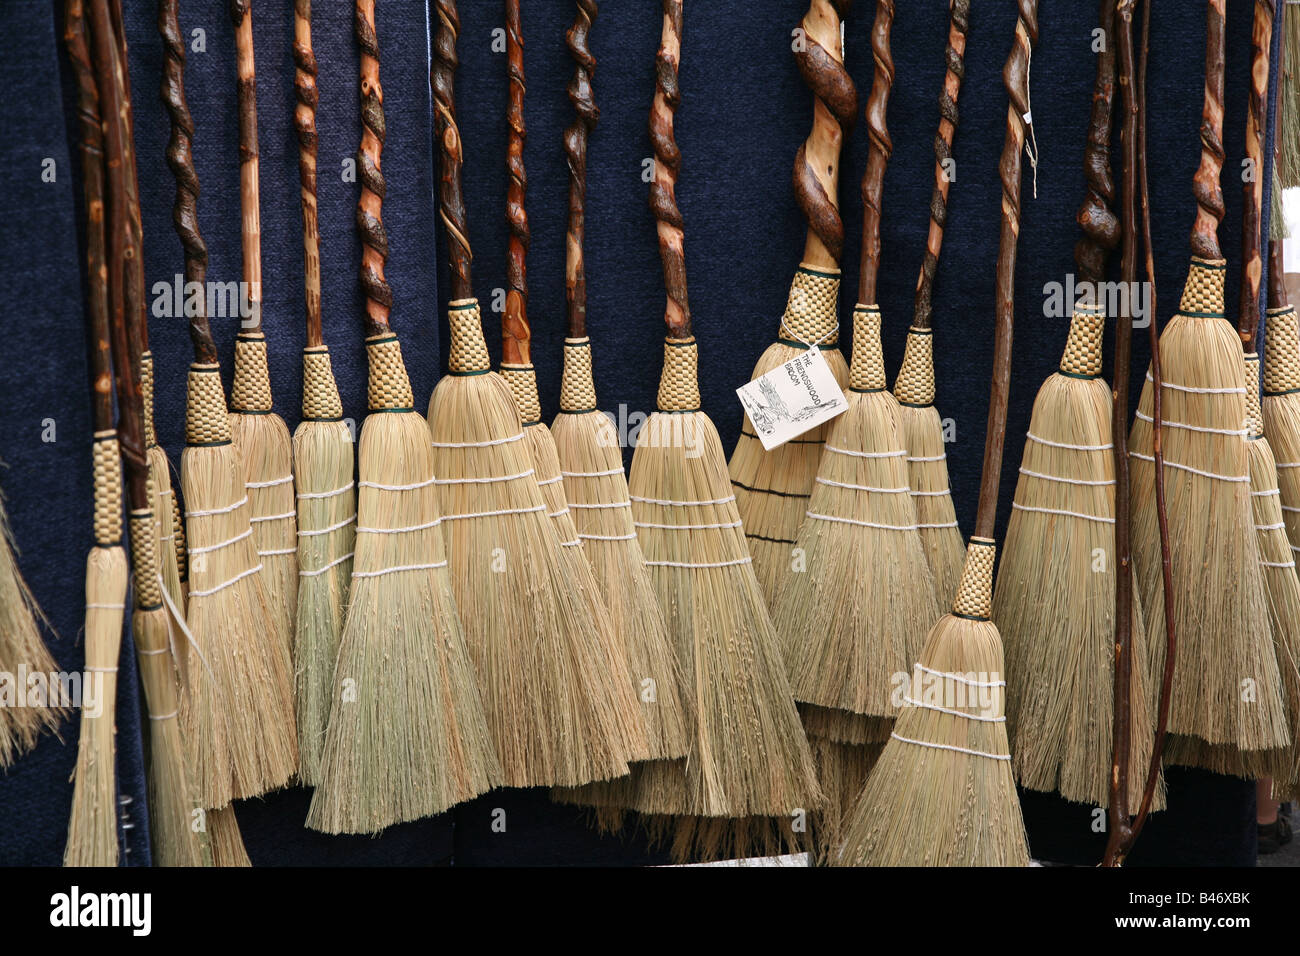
891,0,970,608
289,0,355,787
306,0,499,834
629,1,820,856
1130,0,1289,776
1281,0,1299,189
835,0,1037,867
207,807,250,866
728,0,853,607
227,0,297,669
142,352,185,618
427,0,641,789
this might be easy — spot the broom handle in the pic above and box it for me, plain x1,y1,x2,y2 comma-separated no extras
356,0,392,336
912,0,970,331
794,0,854,271
652,0,690,339
1269,10,1291,312
66,0,113,436
1074,0,1119,291
858,0,894,305
231,0,263,332
1190,0,1228,260
564,0,597,339
1240,0,1276,344
432,0,473,301
503,0,530,365
159,0,218,364
110,0,147,357
295,0,323,348
974,0,1036,541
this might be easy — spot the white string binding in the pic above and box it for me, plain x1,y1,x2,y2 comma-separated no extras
824,445,907,460
187,495,249,518
298,514,357,537
536,475,563,487
1128,450,1247,482
441,504,547,522
1144,371,1246,394
1252,488,1281,498
1026,431,1111,451
246,475,293,489
250,510,296,524
630,493,736,507
815,477,910,493
915,663,1006,688
561,467,623,478
548,508,571,520
297,482,354,500
910,488,950,497
85,603,126,610
358,475,438,492
300,551,354,578
890,731,1011,761
643,556,753,569
1012,502,1114,524
635,518,742,531
1133,409,1247,436
148,709,179,722
916,520,960,529
434,468,535,486
1256,521,1286,532
1018,467,1116,487
570,500,631,510
577,532,637,542
356,517,442,535
906,452,947,463
258,547,297,557
1262,559,1297,569
806,511,918,532
902,695,1006,723
188,562,263,598
430,432,525,449
188,527,252,556
352,560,448,580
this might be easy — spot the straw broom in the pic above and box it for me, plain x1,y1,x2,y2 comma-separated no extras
1281,0,1300,189
994,0,1157,811
1130,0,1289,775
226,0,297,670
629,1,820,854
305,0,499,834
289,0,355,787
728,0,853,608
427,0,640,789
834,0,1038,867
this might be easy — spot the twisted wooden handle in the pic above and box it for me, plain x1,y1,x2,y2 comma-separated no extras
976,0,1037,541
1239,0,1275,343
912,0,969,331
230,0,263,332
564,0,597,339
111,0,146,357
858,0,894,305
295,0,323,347
793,0,855,270
355,0,391,336
1074,0,1119,292
159,0,217,364
1190,0,1227,260
651,0,689,339
503,0,529,366
432,0,472,300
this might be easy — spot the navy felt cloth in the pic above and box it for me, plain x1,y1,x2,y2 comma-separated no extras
0,0,1279,865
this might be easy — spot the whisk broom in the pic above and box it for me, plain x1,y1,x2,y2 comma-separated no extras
305,0,500,834
628,0,820,850
727,0,853,608
227,0,297,668
289,0,355,788
426,0,641,789
834,0,1038,866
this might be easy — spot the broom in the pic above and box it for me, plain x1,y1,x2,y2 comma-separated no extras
548,0,691,798
1130,0,1290,775
628,0,820,853
226,0,296,669
289,0,355,788
769,0,941,853
426,0,641,789
834,0,1037,867
994,0,1158,811
1281,0,1300,188
306,0,499,834
891,0,970,608
727,0,853,608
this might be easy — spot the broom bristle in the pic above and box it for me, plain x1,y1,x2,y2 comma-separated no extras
644,812,815,865
1282,1,1300,189
995,308,1161,810
428,301,641,788
148,444,184,617
63,545,127,868
207,805,251,867
729,267,850,607
797,702,892,744
1129,262,1290,768
292,348,356,787
834,541,1029,867
809,735,881,865
181,366,298,809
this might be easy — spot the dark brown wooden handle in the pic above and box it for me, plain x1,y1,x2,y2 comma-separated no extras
912,0,969,331
651,0,689,339
159,0,218,364
1269,8,1291,312
1074,0,1120,292
231,0,263,332
1239,0,1275,343
564,0,597,339
432,0,473,301
858,0,894,305
295,0,323,347
355,0,391,336
975,0,1037,542
1190,0,1227,261
502,0,529,366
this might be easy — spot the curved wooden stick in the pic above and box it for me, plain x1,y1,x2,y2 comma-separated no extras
294,0,323,348
912,0,970,331
355,0,391,336
230,0,263,332
974,0,1037,541
858,0,894,305
1239,0,1275,345
651,0,689,339
1190,0,1227,260
503,0,530,366
793,0,855,270
564,0,597,339
432,0,473,301
1074,0,1120,292
159,0,218,364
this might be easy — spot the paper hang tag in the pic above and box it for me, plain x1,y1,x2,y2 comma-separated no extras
736,347,848,451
